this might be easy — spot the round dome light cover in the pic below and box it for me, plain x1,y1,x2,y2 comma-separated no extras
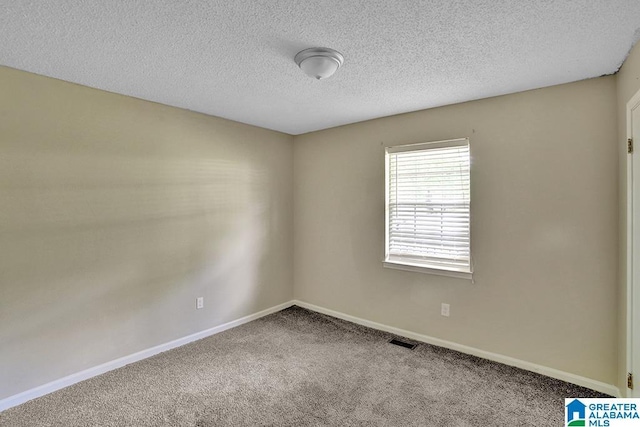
295,47,344,80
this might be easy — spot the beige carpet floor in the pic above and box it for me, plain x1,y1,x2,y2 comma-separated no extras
0,306,606,426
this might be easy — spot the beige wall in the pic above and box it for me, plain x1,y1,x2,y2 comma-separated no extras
1,50,629,401
0,66,294,399
617,41,640,394
294,77,619,385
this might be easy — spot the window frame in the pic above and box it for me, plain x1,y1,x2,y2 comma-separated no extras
384,138,472,280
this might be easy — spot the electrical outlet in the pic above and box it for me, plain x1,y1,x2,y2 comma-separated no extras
196,297,204,310
441,303,450,317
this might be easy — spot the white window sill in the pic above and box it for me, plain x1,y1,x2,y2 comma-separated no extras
383,260,473,280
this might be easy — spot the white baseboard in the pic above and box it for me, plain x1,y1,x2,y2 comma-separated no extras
292,300,621,398
0,300,295,412
1,298,620,412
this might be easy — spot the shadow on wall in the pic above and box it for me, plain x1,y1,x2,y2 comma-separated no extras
0,151,269,392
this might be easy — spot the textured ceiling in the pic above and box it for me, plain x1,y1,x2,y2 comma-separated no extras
1,1,640,135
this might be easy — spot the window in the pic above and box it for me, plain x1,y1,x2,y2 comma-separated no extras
384,138,471,279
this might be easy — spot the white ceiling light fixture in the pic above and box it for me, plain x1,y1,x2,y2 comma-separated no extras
295,47,344,80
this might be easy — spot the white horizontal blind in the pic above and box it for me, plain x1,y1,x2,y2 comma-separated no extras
386,140,471,273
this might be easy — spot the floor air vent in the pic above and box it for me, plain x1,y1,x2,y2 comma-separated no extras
388,338,417,350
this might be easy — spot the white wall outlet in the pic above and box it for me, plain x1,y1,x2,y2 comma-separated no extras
196,297,204,310
441,303,450,317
